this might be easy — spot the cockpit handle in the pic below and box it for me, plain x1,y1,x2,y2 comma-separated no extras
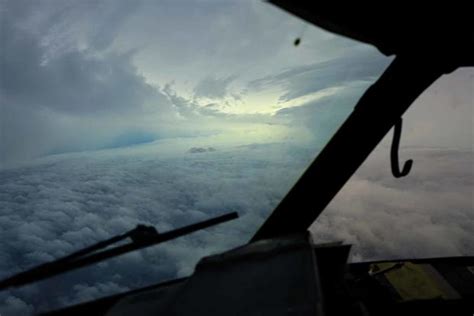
391,117,413,178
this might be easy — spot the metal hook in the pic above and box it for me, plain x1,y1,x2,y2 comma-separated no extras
391,118,413,178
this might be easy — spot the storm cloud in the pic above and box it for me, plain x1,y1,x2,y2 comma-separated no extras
0,0,157,115
0,1,472,315
0,0,175,164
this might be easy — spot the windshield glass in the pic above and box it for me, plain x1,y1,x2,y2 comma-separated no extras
1,0,399,314
311,67,473,261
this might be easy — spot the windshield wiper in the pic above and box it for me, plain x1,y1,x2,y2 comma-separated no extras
0,212,238,291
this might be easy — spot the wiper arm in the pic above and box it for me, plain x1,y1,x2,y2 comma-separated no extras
0,212,238,291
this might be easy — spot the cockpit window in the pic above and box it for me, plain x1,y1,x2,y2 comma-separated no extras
311,68,473,261
11,0,473,314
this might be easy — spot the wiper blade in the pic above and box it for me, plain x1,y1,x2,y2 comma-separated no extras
0,212,238,290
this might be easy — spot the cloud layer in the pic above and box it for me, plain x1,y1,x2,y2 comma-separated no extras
0,0,391,166
0,142,472,315
0,142,311,314
311,147,474,261
0,1,472,315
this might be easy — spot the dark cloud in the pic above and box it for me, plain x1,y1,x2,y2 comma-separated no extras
0,0,179,164
0,12,157,115
86,1,141,51
0,0,392,166
0,296,33,316
58,281,129,307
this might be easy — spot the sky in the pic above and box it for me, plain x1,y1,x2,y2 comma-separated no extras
0,0,472,315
